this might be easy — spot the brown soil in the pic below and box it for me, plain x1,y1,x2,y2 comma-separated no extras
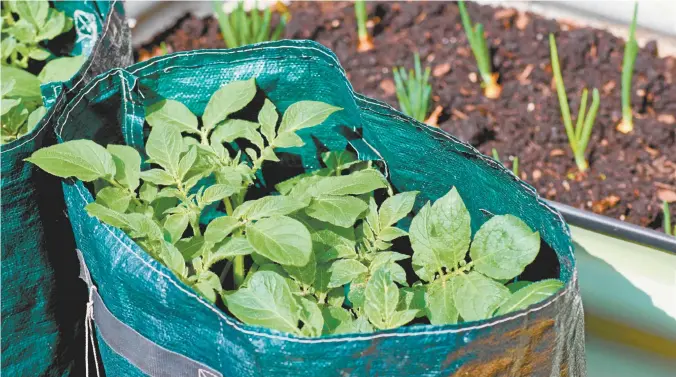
135,1,676,232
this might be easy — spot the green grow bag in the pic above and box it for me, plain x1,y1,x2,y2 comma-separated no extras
56,40,585,376
0,1,132,376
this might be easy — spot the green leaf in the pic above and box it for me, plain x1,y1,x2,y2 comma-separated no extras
107,145,141,190
425,278,459,325
125,213,164,240
1,37,17,60
37,55,84,83
192,271,221,302
84,203,133,230
158,242,186,277
506,281,531,293
495,279,563,316
225,271,300,334
139,182,158,202
140,169,175,186
258,99,278,142
378,226,408,242
321,306,353,334
370,252,409,285
322,151,357,172
379,191,418,228
298,297,324,337
202,78,257,130
163,212,190,244
1,99,20,117
201,184,239,206
470,215,541,280
246,216,312,266
177,146,197,181
234,195,307,220
273,131,304,148
327,288,345,307
431,188,472,265
145,99,198,134
399,285,426,318
409,203,443,282
25,106,46,132
314,262,333,295
28,47,50,60
211,119,263,149
26,140,115,181
284,250,316,287
36,8,65,40
1,65,41,101
95,187,132,212
208,237,254,266
14,0,49,27
328,259,368,288
9,19,36,42
278,101,342,134
451,271,510,321
204,216,241,244
307,220,357,263
347,273,368,309
364,269,400,330
309,169,388,197
176,236,206,260
145,122,183,176
306,195,367,228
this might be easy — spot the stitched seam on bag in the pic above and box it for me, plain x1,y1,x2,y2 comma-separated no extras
69,0,119,92
74,175,572,344
57,69,124,136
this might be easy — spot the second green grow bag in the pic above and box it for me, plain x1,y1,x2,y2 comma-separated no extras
56,40,585,376
0,1,131,376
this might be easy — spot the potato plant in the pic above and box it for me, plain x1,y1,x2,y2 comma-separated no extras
27,78,563,336
1,0,84,143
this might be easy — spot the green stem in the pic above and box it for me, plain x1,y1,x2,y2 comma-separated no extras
354,0,369,41
663,201,672,237
621,3,639,132
223,197,234,216
233,255,245,287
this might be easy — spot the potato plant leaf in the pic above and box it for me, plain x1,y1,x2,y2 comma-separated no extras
225,271,300,334
246,216,312,266
470,215,540,280
25,140,116,181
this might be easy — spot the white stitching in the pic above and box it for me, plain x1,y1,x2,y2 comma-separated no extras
68,0,119,92
57,70,122,137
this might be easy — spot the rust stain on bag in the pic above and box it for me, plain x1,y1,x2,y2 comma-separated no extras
444,319,556,376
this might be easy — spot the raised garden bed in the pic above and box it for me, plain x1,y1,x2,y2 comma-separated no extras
135,1,676,249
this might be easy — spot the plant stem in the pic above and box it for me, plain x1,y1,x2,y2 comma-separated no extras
354,0,374,52
458,1,500,98
512,157,519,176
213,0,238,48
550,33,600,172
663,201,673,237
233,255,245,287
618,2,639,134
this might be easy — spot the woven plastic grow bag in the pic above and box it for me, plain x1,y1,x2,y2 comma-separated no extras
0,1,132,376
55,40,585,377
